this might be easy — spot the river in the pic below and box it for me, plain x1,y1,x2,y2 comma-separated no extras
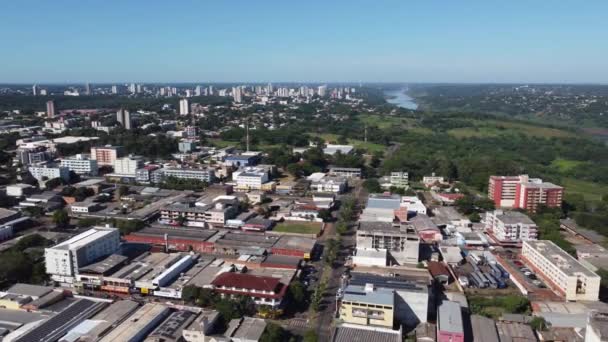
384,89,418,110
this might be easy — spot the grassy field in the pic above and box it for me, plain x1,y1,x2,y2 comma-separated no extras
359,114,414,129
551,158,586,173
273,221,322,235
448,120,576,139
308,133,385,153
208,138,238,148
562,178,608,201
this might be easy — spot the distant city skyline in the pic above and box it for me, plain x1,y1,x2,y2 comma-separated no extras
2,1,608,83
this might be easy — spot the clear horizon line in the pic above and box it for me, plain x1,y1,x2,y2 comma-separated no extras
3,81,608,86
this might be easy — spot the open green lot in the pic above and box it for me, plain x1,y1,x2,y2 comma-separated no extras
308,132,385,153
562,178,608,201
550,158,586,173
448,120,576,139
273,221,322,235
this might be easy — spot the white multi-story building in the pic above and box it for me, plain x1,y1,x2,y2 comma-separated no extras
60,154,98,176
522,240,600,301
113,156,143,176
232,167,269,190
45,226,120,283
310,176,347,194
160,168,216,183
356,221,420,265
485,210,537,243
179,98,189,115
232,86,243,103
401,196,427,215
28,165,70,182
422,173,446,187
116,109,132,130
390,172,409,189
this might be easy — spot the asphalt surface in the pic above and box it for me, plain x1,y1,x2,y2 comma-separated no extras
311,181,363,341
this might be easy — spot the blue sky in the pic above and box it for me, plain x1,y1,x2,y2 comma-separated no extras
2,1,607,83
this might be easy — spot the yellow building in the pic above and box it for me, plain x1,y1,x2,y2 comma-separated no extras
339,284,395,328
0,294,32,310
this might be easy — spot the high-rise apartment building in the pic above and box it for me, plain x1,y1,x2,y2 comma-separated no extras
113,156,144,176
32,84,39,96
515,180,564,213
116,109,132,130
90,145,124,166
488,174,563,212
232,87,243,103
179,98,190,115
46,100,55,118
317,85,327,97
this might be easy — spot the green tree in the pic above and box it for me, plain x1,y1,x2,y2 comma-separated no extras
260,323,289,342
117,185,129,197
317,209,332,222
363,178,382,193
303,330,319,342
529,316,550,331
287,281,307,310
52,209,70,228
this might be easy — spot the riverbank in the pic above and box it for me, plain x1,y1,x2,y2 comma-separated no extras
384,89,418,110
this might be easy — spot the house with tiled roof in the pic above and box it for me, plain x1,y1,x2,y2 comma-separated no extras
211,273,288,308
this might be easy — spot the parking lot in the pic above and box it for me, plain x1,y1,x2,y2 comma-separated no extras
494,252,563,301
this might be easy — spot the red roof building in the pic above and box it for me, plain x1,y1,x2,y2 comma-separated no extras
211,273,287,308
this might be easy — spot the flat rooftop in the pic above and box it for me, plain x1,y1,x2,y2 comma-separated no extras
5,283,53,298
14,299,107,342
83,300,140,340
164,256,216,290
79,254,128,275
495,211,536,225
349,272,427,293
226,317,266,341
438,301,463,334
130,227,218,242
185,259,230,288
0,208,19,220
496,321,537,342
99,303,169,342
342,285,394,306
145,310,198,342
246,267,296,286
525,240,600,278
272,235,316,251
51,226,117,251
332,325,401,342
212,231,280,248
0,308,46,330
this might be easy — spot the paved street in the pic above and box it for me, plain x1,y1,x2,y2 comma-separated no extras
311,182,362,341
